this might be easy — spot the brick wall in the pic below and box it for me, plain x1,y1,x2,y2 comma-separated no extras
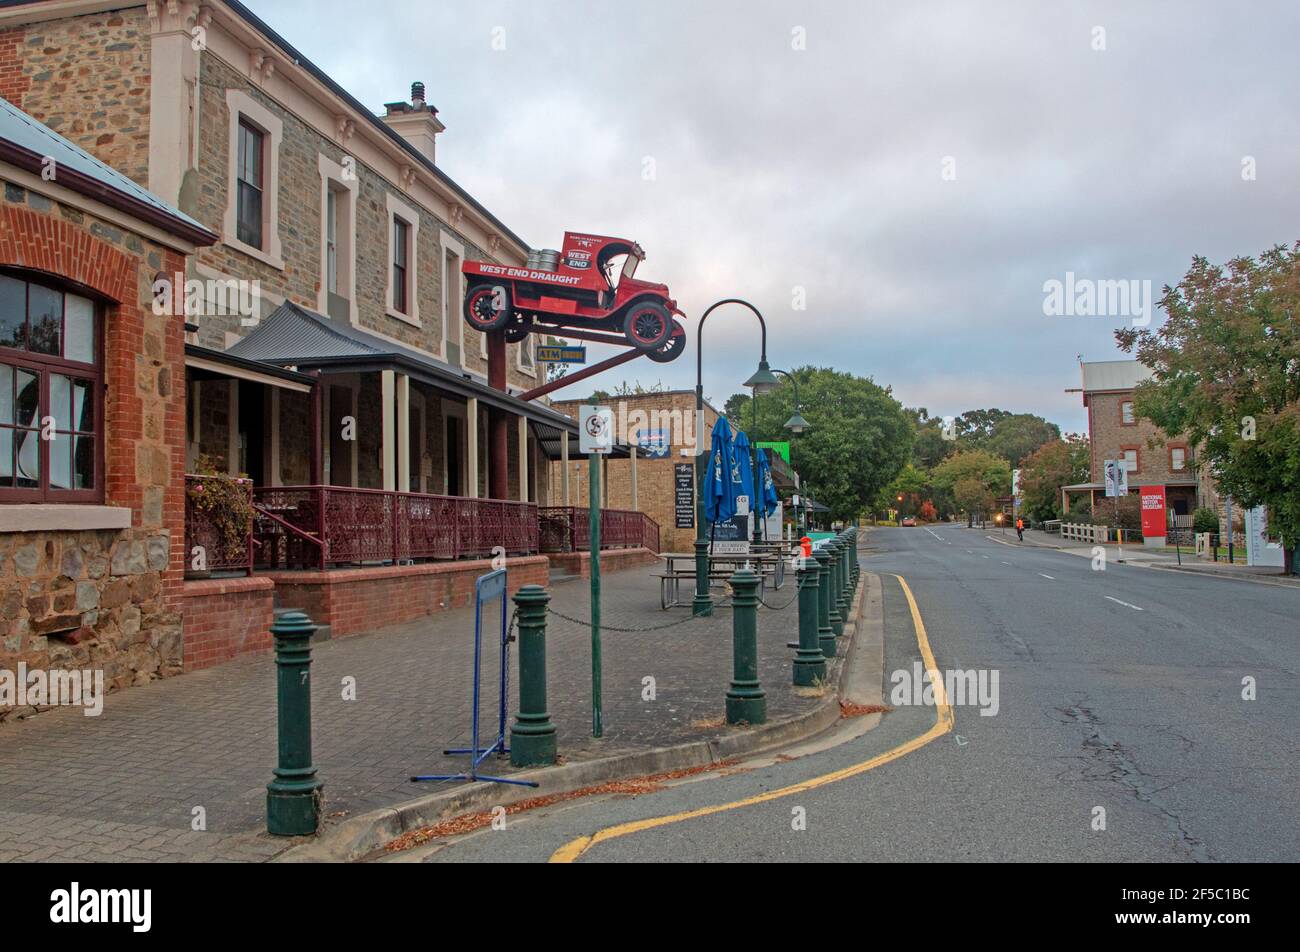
0,10,152,187
1089,390,1189,486
264,555,550,639
0,182,190,719
182,576,275,671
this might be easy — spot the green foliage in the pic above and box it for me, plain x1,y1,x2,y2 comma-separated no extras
724,366,913,521
931,449,1012,520
187,454,254,561
1116,242,1300,567
1017,436,1090,522
984,414,1061,468
1192,507,1220,534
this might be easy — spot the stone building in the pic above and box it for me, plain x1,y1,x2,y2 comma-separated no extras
0,94,217,717
1061,359,1218,520
0,0,657,689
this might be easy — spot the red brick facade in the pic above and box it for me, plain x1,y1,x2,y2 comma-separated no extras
0,26,30,106
182,576,275,671
264,556,550,639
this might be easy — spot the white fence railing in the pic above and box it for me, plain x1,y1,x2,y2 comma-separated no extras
1060,523,1108,543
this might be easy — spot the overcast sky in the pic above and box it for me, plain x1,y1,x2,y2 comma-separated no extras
257,0,1300,433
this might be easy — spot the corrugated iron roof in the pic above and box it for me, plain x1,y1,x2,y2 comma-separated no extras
0,95,211,237
1080,359,1153,393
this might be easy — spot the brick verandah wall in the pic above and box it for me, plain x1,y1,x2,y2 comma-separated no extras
0,188,189,718
265,556,550,640
182,577,275,671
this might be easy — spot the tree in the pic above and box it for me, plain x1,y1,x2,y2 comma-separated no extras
912,416,957,469
1017,436,1090,522
724,366,913,521
884,463,928,515
984,413,1061,468
919,500,938,522
931,449,1012,523
1116,243,1300,573
954,408,1013,446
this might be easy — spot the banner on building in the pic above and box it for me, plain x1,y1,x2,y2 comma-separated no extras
1139,485,1166,539
1104,459,1129,497
638,428,669,459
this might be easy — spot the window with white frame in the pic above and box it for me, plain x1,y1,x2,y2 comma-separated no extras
385,192,420,325
318,155,357,322
1120,400,1135,425
1122,448,1139,472
224,90,284,269
1170,446,1187,471
517,334,535,374
440,233,464,365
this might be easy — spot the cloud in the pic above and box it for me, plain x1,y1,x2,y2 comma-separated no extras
258,0,1300,433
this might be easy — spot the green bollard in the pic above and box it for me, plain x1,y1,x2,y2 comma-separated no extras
266,610,323,836
725,566,766,725
827,539,844,637
511,585,557,766
815,547,836,658
838,535,852,609
793,555,827,686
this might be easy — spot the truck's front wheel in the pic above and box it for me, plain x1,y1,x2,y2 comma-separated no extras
623,301,672,350
464,283,514,332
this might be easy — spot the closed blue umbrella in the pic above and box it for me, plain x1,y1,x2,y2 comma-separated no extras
732,431,756,516
756,448,779,517
703,416,738,525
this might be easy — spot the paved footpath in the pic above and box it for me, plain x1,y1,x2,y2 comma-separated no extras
0,563,811,862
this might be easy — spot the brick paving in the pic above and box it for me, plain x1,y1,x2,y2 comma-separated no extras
0,563,820,862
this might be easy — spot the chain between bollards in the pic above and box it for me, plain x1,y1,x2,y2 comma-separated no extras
266,610,323,837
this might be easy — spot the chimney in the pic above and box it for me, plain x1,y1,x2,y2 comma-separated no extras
381,80,445,165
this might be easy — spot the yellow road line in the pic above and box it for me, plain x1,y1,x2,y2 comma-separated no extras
549,574,952,863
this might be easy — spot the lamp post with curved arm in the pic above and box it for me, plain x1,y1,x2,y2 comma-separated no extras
693,299,778,617
771,368,809,535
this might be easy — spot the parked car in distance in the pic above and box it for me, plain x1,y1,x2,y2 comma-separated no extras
901,516,917,527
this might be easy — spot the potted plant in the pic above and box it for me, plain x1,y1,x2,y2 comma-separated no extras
186,455,255,577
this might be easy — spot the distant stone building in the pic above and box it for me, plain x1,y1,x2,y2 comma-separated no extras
1062,359,1218,520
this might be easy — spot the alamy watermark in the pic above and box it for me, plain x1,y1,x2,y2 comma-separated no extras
1042,271,1152,327
1,663,104,716
890,662,1000,716
152,271,261,325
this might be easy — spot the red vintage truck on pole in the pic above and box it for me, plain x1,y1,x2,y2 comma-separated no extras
461,232,687,363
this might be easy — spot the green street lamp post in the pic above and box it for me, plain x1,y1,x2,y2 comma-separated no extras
693,299,777,617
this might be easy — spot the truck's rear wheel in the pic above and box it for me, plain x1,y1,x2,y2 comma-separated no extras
623,301,672,350
464,284,513,332
646,321,686,363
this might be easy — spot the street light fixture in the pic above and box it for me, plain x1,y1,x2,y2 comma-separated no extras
693,299,774,617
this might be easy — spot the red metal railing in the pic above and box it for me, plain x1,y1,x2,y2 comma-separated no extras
252,485,539,570
538,506,660,554
184,474,254,576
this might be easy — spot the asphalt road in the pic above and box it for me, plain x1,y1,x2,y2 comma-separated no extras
408,526,1300,863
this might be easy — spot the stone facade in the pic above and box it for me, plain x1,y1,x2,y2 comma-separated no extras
0,10,153,188
0,183,192,720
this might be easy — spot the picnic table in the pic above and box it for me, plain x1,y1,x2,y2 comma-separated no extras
654,548,791,610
